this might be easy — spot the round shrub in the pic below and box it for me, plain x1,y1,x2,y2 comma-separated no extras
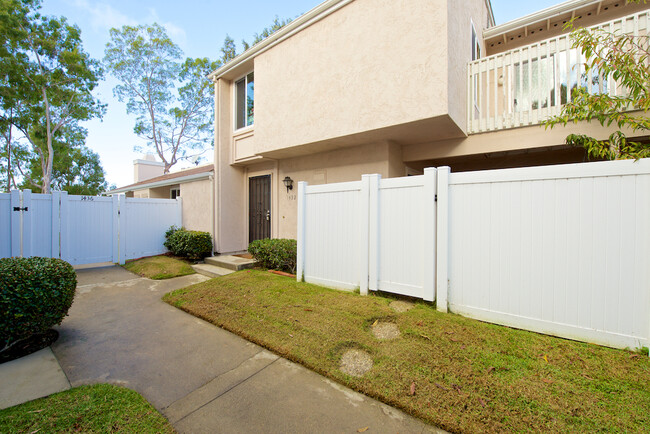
0,257,77,351
248,238,297,273
164,226,213,260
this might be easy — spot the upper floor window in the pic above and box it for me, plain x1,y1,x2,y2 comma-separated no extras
235,72,254,130
471,22,480,61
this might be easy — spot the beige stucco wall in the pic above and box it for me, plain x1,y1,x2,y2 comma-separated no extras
181,178,213,235
214,78,248,253
254,0,450,154
446,0,491,132
276,141,404,239
148,185,175,199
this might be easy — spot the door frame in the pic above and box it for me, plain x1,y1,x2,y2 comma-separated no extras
245,164,278,244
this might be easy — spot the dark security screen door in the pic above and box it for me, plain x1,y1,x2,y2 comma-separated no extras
249,175,271,242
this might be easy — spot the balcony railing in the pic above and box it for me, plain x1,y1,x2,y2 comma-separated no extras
468,10,649,134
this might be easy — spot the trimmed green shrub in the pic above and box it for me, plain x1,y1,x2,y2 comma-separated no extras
0,257,77,352
248,238,297,273
164,226,213,260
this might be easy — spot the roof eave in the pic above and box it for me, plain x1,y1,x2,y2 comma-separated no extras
109,171,213,195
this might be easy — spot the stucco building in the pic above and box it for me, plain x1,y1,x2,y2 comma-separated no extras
208,0,648,254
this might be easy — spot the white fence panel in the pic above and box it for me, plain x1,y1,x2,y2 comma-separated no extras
121,197,182,261
61,194,116,265
300,181,363,290
446,159,650,349
27,193,54,258
0,193,11,258
374,171,436,300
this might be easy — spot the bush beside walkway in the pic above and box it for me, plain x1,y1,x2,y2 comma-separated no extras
164,270,650,433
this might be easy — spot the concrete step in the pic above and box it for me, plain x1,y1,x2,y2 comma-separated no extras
191,263,236,278
204,255,256,271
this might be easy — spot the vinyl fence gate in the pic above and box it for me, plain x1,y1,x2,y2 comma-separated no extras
0,190,182,266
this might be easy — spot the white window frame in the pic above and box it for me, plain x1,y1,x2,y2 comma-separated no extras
233,70,254,131
170,187,181,199
471,20,481,113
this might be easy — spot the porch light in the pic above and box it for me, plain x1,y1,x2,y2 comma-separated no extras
283,176,294,193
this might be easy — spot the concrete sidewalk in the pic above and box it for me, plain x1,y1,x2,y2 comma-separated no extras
50,266,442,433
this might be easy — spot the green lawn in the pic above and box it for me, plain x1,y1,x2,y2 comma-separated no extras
0,384,174,433
163,270,650,433
123,255,195,280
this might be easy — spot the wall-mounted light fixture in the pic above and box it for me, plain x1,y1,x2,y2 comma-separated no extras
283,176,294,193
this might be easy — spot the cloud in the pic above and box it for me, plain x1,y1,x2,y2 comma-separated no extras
71,0,138,32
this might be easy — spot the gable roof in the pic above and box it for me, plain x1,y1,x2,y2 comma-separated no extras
110,164,214,194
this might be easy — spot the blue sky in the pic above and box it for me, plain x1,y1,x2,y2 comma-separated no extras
38,0,563,187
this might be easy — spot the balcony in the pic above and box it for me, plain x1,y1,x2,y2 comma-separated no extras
468,10,648,135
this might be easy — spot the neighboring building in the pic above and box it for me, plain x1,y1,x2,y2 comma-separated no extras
111,157,215,241
208,0,649,254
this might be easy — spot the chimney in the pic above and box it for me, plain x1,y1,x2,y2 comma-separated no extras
133,153,165,183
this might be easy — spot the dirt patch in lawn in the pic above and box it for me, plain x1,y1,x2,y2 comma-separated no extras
163,270,650,433
123,255,195,280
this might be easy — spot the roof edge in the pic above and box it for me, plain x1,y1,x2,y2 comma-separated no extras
484,0,598,38
208,0,354,80
109,171,213,195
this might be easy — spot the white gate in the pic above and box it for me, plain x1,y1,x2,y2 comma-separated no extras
1,190,182,266
297,169,437,300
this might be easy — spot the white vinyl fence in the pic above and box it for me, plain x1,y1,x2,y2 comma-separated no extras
297,159,650,350
1,190,182,266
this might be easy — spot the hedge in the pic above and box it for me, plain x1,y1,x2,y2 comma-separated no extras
0,257,77,352
164,226,213,260
248,238,297,273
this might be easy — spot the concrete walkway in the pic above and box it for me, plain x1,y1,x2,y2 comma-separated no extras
50,266,442,433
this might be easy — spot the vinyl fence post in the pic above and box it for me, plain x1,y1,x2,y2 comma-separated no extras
118,195,126,265
51,191,61,259
176,197,183,227
359,175,373,295
59,191,69,263
112,194,119,263
296,181,307,282
436,167,450,312
367,174,381,292
423,168,437,302
10,190,21,257
21,189,32,258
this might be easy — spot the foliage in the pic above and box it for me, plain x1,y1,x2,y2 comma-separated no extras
18,137,109,194
248,238,297,273
104,24,218,173
241,16,292,51
123,255,195,280
0,384,174,433
164,226,213,260
220,35,236,63
544,9,650,160
0,0,105,193
0,257,76,352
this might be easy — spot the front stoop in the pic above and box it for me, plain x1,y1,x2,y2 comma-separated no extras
191,263,235,278
204,255,256,271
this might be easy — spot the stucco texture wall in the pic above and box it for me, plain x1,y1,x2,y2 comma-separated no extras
276,141,404,239
254,0,449,154
181,178,213,234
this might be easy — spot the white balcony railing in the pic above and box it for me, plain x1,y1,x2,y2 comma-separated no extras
468,10,649,134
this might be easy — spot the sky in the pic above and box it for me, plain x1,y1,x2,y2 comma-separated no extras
37,0,564,188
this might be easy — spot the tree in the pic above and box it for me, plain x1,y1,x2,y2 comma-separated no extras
544,11,650,160
17,124,109,195
104,24,218,173
241,16,292,51
0,0,105,193
220,35,236,63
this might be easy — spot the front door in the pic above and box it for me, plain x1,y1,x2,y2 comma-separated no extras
249,175,271,242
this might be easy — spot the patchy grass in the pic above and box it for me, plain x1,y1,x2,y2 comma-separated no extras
123,255,195,280
163,270,650,433
0,384,174,433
